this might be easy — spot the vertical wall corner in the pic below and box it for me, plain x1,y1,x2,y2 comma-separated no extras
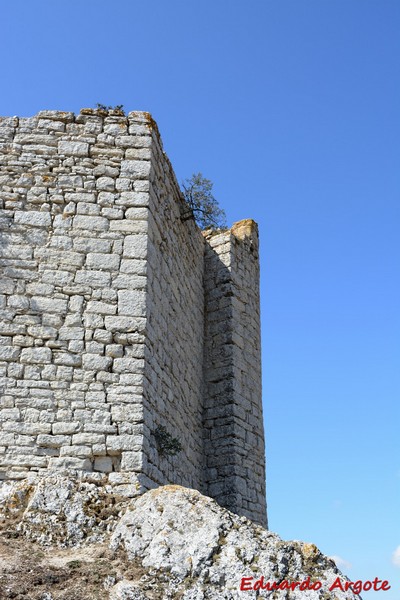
203,223,267,527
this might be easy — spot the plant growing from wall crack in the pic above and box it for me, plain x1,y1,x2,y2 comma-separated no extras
154,425,182,457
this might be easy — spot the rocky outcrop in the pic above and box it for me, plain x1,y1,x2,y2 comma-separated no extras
0,477,357,599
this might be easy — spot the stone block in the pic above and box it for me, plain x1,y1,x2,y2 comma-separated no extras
72,433,105,445
105,344,123,358
14,211,52,228
110,404,143,423
20,347,52,364
104,316,146,333
0,408,20,421
73,215,109,231
112,357,144,374
121,451,143,472
53,352,81,367
117,191,149,207
96,177,115,191
3,422,52,435
48,457,92,471
120,259,147,275
86,253,120,271
37,110,74,122
92,444,106,456
60,445,92,458
82,354,112,371
106,434,142,454
120,161,151,180
0,346,20,361
93,329,113,344
117,290,146,316
30,297,68,314
37,434,71,448
58,327,85,341
123,234,147,259
58,141,89,156
109,220,148,234
76,202,100,216
52,422,81,435
125,207,148,220
94,456,113,473
75,270,111,287
86,301,116,315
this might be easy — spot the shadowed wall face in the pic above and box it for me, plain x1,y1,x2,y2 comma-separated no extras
203,222,266,527
0,109,266,526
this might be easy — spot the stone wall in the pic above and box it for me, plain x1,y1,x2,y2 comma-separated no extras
0,109,266,526
141,120,205,490
203,222,266,527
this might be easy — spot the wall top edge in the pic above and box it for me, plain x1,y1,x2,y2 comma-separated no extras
203,219,258,242
0,109,157,126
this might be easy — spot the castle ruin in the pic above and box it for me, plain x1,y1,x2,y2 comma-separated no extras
0,109,266,527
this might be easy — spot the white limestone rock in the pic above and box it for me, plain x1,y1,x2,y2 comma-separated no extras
0,475,127,547
110,485,357,599
0,478,359,598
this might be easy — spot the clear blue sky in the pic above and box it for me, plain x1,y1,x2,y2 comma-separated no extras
2,0,399,595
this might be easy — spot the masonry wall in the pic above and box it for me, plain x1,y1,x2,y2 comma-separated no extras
141,121,206,490
0,109,267,526
0,109,155,481
203,222,267,527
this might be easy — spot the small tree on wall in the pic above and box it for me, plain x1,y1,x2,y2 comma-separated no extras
181,173,227,230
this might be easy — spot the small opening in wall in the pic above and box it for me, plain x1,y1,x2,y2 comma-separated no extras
112,455,121,471
93,454,121,473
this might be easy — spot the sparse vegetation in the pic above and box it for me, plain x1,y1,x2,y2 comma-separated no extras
95,103,125,115
181,173,227,230
153,425,183,456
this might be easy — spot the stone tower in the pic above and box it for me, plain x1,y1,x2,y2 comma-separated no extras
0,109,267,527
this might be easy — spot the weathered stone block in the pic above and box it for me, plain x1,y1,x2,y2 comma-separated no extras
14,211,52,227
105,344,123,358
48,457,92,471
72,433,104,445
58,141,89,156
58,327,85,341
86,301,116,315
0,347,20,361
20,347,52,364
37,434,71,448
93,329,113,344
82,354,112,371
118,191,149,207
123,234,147,259
60,445,92,458
30,297,68,314
112,357,145,374
117,290,146,316
94,456,113,472
121,451,143,471
75,270,111,287
104,316,146,333
86,253,120,271
106,434,142,454
52,422,81,435
96,176,115,191
53,352,81,367
73,215,109,231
